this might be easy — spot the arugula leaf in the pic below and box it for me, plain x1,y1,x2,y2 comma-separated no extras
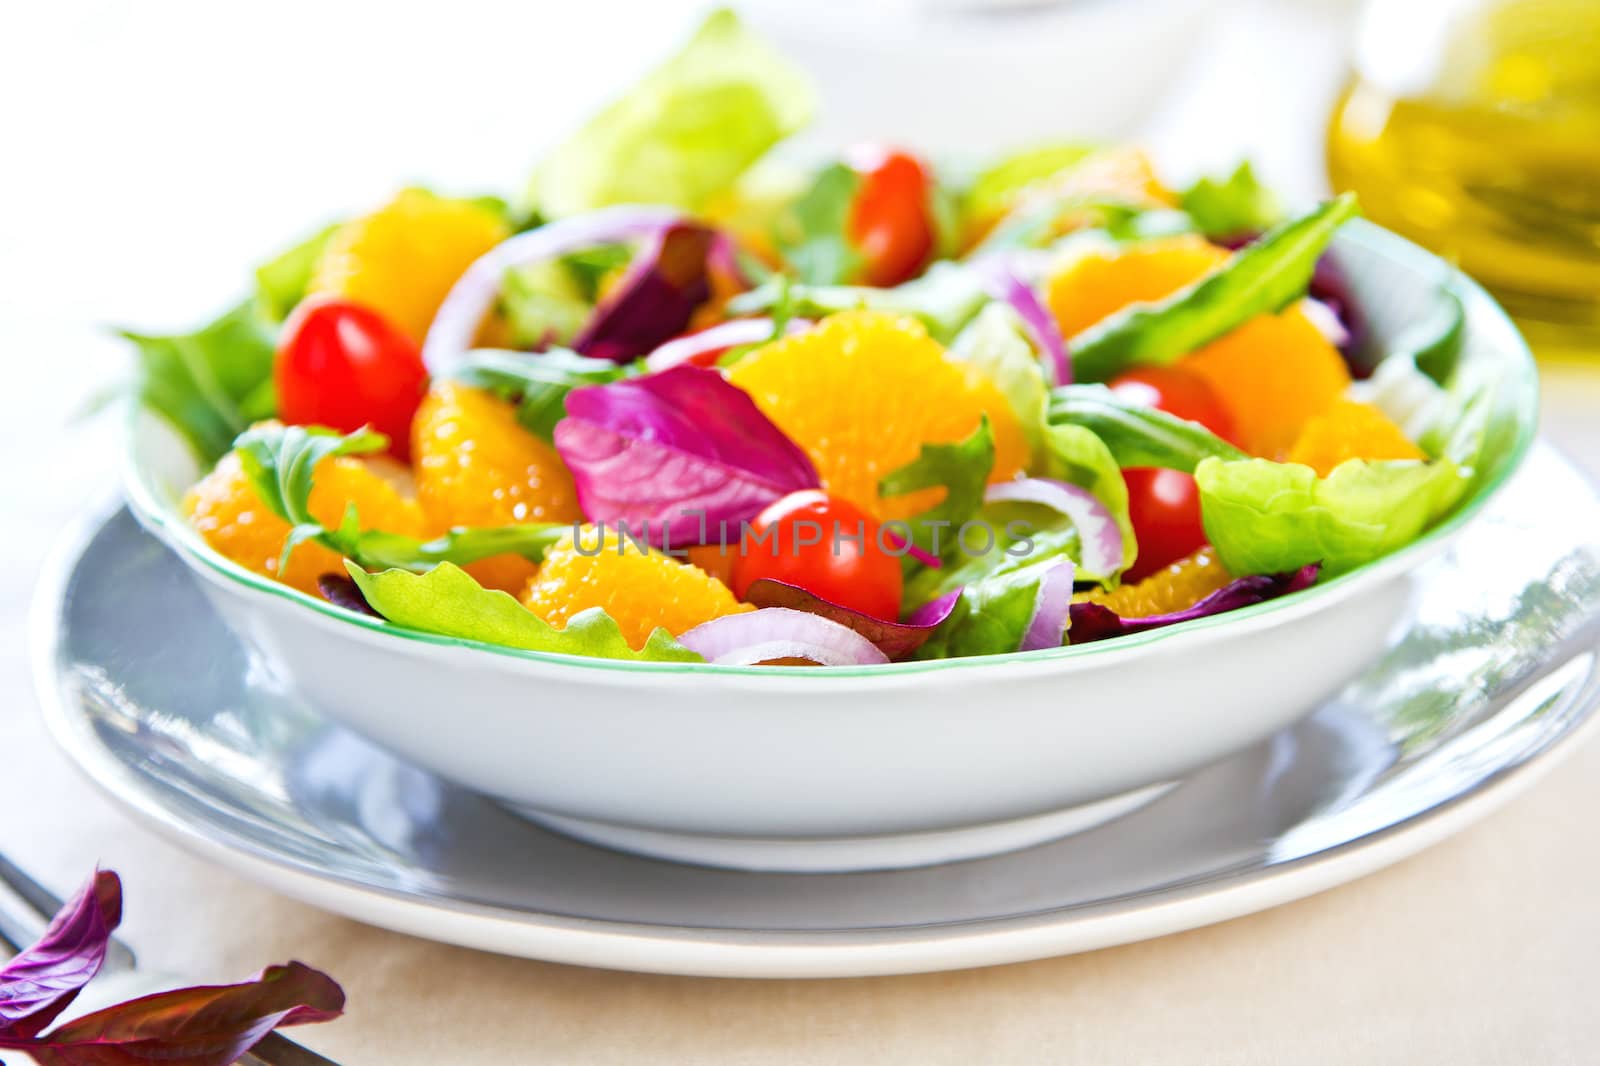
254,223,339,321
446,348,632,440
1179,161,1282,239
347,562,702,662
727,261,990,343
1070,193,1360,381
1047,384,1248,472
1195,455,1465,577
948,303,1049,460
878,418,995,561
527,9,814,218
773,162,863,284
1040,422,1135,579
122,301,279,465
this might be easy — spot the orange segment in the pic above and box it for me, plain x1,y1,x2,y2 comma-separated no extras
1046,235,1229,339
523,527,752,650
311,189,509,344
411,382,583,594
1287,400,1427,477
1077,547,1232,619
725,311,1027,520
1179,308,1352,459
184,450,425,597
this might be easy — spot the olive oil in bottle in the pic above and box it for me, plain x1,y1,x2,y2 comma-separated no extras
1327,0,1600,354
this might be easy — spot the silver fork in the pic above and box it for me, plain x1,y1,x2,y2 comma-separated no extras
0,852,341,1065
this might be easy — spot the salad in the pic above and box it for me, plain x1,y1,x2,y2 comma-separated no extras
131,10,1507,668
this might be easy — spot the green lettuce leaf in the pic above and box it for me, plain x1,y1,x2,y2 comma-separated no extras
949,303,1049,460
254,224,339,322
915,553,1072,659
1070,193,1360,381
962,142,1097,227
879,418,995,561
498,260,594,350
527,9,814,218
1194,455,1466,577
773,162,863,285
445,348,632,441
347,562,702,662
1040,421,1135,579
123,301,279,465
1179,161,1282,239
1047,384,1248,472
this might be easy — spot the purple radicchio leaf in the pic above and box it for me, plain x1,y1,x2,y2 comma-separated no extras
0,871,121,1040
554,365,819,548
1067,563,1321,645
744,579,961,660
19,961,345,1066
316,574,379,617
573,223,715,363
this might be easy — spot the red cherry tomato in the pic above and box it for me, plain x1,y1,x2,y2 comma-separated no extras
846,146,936,288
731,490,904,621
1110,365,1238,446
1121,467,1208,583
275,297,428,461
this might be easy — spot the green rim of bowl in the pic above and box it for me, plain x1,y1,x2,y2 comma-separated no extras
123,221,1541,679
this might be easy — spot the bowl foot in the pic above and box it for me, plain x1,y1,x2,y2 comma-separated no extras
515,782,1177,873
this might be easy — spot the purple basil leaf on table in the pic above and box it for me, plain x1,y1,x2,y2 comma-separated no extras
554,365,819,547
0,871,120,1039
19,962,345,1066
1067,564,1320,644
744,579,961,659
573,223,715,363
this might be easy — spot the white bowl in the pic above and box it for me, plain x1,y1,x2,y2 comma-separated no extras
121,222,1537,872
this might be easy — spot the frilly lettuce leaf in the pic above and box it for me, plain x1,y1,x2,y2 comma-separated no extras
347,562,702,662
1041,422,1135,579
1195,456,1466,577
1179,161,1283,239
949,303,1049,460
527,9,814,218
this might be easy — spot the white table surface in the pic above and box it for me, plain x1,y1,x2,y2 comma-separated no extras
2,1,1596,1061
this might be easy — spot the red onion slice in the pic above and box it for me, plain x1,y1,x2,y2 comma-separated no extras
971,258,1072,385
644,317,812,373
679,608,891,666
1020,557,1077,651
422,206,685,375
743,579,960,659
985,477,1125,578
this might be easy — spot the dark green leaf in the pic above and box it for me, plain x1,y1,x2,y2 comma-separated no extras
1048,384,1248,472
879,417,995,561
1070,193,1360,381
122,301,279,464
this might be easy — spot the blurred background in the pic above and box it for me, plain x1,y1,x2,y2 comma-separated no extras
6,0,1598,572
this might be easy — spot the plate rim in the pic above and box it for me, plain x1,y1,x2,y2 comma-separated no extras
30,483,1600,978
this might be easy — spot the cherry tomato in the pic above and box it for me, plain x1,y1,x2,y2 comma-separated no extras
1109,365,1238,445
1121,467,1208,583
275,297,428,461
846,146,936,288
731,490,904,621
